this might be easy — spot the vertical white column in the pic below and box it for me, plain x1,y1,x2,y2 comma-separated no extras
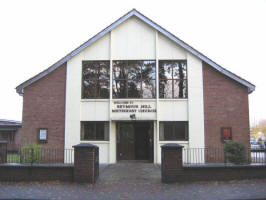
109,121,116,163
155,31,159,164
65,55,82,150
187,53,205,150
109,31,116,163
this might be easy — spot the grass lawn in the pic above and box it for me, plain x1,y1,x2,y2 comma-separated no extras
7,153,20,163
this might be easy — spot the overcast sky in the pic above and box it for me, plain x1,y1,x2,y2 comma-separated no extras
0,0,265,126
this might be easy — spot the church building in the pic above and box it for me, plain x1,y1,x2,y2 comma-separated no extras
15,9,255,164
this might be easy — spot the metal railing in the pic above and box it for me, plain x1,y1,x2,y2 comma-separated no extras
250,149,266,164
7,147,74,165
5,146,266,165
183,148,266,165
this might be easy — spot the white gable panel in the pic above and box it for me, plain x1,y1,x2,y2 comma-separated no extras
80,101,109,121
112,17,156,60
158,100,188,121
82,33,110,60
16,10,254,95
158,33,186,59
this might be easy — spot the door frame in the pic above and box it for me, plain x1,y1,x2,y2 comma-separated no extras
116,121,154,162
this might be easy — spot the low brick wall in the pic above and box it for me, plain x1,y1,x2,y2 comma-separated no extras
0,143,99,183
176,165,266,182
0,164,73,182
161,143,266,183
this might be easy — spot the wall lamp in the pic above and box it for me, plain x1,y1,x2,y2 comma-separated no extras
130,114,136,120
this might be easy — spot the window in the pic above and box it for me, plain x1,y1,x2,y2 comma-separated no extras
159,60,187,98
81,122,109,141
112,60,156,98
159,121,188,141
82,61,110,99
0,132,8,140
38,128,48,142
0,131,15,143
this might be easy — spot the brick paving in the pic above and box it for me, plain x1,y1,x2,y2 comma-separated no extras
0,163,266,200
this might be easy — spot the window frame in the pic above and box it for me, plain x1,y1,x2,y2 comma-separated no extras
159,60,188,99
81,60,110,99
159,121,189,141
38,128,48,143
112,60,156,99
80,121,109,141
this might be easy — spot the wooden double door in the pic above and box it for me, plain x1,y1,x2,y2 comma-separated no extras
117,121,154,162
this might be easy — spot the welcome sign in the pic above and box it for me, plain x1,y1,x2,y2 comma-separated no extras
111,101,156,120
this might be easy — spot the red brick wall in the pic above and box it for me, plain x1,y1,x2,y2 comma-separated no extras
0,165,73,182
16,63,66,151
175,166,266,182
203,62,250,149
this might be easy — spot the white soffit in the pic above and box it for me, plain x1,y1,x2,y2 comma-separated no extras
16,9,255,95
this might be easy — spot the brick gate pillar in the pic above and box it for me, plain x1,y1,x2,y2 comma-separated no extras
73,143,99,183
161,143,184,183
0,141,8,164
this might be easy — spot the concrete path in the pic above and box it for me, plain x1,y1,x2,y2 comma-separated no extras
98,162,161,183
1,163,266,200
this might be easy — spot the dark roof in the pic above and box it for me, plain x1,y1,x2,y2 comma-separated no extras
0,119,21,126
15,9,255,95
0,119,21,131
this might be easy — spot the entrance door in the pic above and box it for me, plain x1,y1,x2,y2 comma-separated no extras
134,122,150,160
117,123,135,160
117,122,153,162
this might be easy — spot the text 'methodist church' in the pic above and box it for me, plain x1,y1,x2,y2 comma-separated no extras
15,9,255,164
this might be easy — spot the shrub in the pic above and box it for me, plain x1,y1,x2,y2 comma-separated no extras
224,141,247,164
21,143,42,164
